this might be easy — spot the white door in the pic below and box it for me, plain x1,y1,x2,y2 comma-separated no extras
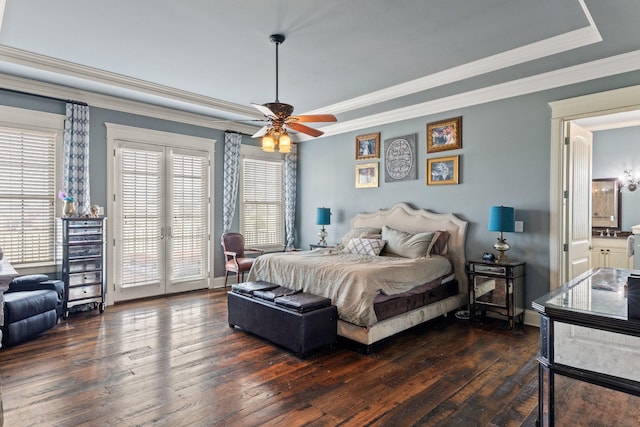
564,122,593,282
113,141,209,302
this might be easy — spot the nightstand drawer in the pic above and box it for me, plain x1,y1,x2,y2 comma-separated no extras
473,264,506,275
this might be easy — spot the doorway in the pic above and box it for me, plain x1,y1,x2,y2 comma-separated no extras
550,84,640,290
106,124,215,304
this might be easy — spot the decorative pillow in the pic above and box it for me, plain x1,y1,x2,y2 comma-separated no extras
381,225,437,258
429,230,450,255
339,227,383,247
343,238,386,256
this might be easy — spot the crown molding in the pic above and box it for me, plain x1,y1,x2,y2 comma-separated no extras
305,0,600,116
303,49,640,140
0,44,261,119
0,72,260,135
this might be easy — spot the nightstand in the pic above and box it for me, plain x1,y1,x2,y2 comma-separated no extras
467,259,525,328
309,244,335,250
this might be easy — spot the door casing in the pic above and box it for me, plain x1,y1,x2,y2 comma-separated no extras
105,123,216,306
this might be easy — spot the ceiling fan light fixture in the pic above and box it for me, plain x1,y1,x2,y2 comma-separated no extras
279,131,291,153
261,133,275,152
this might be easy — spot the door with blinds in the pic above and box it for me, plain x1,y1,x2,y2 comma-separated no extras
113,141,209,302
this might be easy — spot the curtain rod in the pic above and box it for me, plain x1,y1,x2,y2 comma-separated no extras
1,87,88,106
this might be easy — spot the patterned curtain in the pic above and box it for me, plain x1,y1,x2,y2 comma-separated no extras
63,103,91,215
283,146,298,250
222,132,242,233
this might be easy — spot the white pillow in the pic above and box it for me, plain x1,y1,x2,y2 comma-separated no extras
343,238,386,256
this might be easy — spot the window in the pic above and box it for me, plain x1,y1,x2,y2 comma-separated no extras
240,147,284,250
0,107,64,266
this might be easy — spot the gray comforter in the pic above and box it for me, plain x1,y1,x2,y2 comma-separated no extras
246,249,452,326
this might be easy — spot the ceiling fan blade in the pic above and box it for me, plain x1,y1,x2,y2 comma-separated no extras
287,122,324,137
251,103,276,119
289,114,337,123
252,125,270,138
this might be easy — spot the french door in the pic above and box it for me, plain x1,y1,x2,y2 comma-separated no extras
112,140,210,302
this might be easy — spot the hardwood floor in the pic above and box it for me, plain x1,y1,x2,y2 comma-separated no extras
0,289,636,426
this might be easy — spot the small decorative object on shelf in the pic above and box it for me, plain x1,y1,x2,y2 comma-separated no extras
58,191,76,217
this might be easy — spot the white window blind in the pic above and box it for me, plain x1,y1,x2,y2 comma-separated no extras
241,157,284,248
0,126,56,264
169,151,207,281
119,147,162,287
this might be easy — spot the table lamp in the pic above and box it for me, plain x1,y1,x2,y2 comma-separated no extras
316,207,331,246
488,205,515,262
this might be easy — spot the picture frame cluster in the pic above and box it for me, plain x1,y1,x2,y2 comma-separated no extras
353,115,462,188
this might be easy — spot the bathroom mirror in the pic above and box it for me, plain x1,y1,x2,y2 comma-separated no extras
592,178,621,230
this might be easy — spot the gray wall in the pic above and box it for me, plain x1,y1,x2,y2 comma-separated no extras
593,126,640,231
4,69,640,307
297,71,640,308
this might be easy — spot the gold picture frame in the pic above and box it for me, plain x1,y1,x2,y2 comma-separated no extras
355,133,380,160
427,116,462,153
355,162,379,188
427,155,459,185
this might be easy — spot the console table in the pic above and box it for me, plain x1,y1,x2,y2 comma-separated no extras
532,268,640,426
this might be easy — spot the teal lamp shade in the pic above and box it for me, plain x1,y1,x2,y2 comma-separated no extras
488,206,515,232
316,208,331,226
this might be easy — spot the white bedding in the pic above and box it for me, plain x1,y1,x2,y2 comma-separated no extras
247,248,452,327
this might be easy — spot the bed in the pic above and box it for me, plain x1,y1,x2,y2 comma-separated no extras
247,203,468,347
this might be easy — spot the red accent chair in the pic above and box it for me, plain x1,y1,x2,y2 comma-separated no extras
221,233,264,287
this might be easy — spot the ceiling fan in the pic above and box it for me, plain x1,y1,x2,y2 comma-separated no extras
252,34,337,153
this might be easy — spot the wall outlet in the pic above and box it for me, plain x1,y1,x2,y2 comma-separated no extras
515,221,524,233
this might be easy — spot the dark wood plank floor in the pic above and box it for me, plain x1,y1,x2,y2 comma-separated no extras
0,289,637,427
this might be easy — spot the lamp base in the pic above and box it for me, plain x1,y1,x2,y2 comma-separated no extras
318,226,328,246
494,236,510,263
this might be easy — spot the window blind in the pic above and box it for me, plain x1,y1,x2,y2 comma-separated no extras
169,151,207,281
119,147,162,287
0,126,56,264
241,157,284,247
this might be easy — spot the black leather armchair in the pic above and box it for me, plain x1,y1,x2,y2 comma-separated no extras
3,274,65,346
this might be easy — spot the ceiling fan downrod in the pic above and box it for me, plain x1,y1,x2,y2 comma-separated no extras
270,34,285,103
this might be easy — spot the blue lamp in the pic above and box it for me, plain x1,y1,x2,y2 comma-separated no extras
488,206,515,262
316,207,331,246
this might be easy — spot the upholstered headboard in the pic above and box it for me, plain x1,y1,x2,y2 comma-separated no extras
351,203,468,293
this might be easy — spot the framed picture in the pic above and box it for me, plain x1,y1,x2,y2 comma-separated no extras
384,133,417,183
355,133,380,160
427,155,459,185
427,116,462,153
355,162,379,188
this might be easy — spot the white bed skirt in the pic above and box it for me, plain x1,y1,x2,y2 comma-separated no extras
337,293,467,345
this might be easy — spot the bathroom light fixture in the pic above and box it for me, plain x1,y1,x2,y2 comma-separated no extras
620,169,639,192
488,205,515,263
